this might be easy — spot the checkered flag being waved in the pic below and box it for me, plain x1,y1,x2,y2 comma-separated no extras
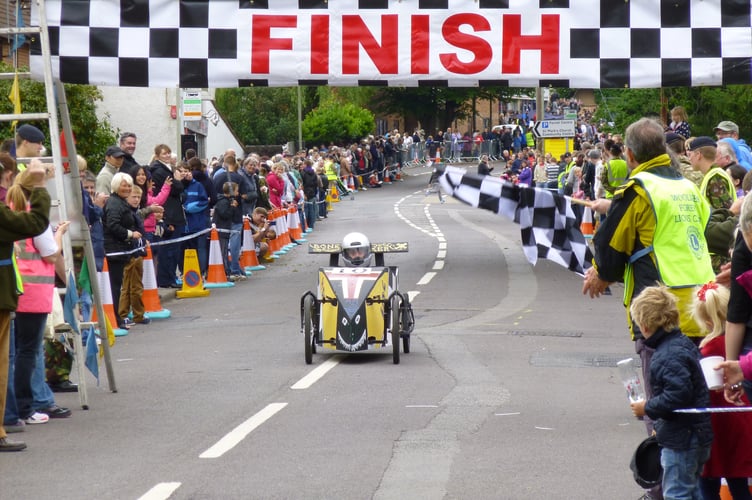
439,167,593,276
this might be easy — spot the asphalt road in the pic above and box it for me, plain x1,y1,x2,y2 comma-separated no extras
1,163,649,499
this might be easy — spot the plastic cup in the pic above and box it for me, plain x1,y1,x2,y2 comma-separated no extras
700,356,725,390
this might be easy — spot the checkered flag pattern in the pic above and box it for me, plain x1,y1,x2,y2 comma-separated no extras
29,0,751,88
439,167,593,276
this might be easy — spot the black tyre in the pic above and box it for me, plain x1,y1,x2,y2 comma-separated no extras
401,297,412,354
304,295,314,364
391,296,400,364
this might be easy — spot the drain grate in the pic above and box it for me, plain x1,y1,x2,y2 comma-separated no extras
530,352,640,368
508,330,583,338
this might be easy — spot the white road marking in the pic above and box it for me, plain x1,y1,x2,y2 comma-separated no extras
432,261,445,270
138,482,181,500
494,412,521,417
290,357,342,389
199,403,287,459
436,250,446,259
407,291,420,301
534,426,555,431
417,272,436,285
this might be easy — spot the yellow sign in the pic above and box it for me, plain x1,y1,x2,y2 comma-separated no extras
176,249,210,298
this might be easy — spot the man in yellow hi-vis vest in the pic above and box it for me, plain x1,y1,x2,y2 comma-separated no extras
582,119,714,499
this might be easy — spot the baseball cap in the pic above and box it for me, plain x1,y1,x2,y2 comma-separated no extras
686,136,716,151
714,121,739,133
664,132,684,145
105,146,126,158
17,124,45,144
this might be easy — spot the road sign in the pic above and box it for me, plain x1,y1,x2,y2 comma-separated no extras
182,91,202,121
533,120,576,138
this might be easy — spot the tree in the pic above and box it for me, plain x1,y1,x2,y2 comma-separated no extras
593,86,752,137
302,102,375,146
0,63,117,172
372,86,534,134
215,87,304,146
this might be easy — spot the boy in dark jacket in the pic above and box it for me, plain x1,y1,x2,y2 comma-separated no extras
630,285,712,499
212,182,238,280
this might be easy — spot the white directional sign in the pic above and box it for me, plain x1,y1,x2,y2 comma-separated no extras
533,120,576,138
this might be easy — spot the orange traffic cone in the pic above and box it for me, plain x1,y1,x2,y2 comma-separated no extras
266,211,282,258
580,206,594,238
92,258,128,337
141,243,171,317
347,175,355,192
395,166,403,181
288,205,305,242
205,225,235,288
383,168,392,184
278,208,292,249
240,217,265,271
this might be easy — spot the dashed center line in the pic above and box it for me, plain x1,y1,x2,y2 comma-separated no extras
199,403,288,459
290,357,342,389
138,482,181,500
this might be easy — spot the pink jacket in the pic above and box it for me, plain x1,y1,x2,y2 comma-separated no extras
266,172,284,208
143,181,171,232
740,352,752,381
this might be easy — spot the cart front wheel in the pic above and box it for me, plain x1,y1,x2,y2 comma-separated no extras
390,296,400,364
304,295,315,364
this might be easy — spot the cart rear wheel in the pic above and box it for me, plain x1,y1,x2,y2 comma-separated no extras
391,296,400,364
304,295,314,364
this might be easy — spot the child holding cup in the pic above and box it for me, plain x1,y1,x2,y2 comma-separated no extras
629,285,713,499
693,281,752,499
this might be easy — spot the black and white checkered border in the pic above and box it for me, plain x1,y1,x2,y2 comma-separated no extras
30,0,752,88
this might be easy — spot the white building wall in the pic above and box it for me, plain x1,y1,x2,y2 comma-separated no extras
94,87,243,164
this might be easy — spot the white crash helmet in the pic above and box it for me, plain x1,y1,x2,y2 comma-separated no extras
341,232,372,267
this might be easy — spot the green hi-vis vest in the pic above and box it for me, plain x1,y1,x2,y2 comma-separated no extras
623,171,714,303
557,170,568,189
605,158,628,199
699,166,737,205
0,254,24,296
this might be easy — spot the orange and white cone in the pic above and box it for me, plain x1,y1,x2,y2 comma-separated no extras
241,217,265,271
383,167,392,184
347,175,355,192
141,243,171,318
580,206,594,238
92,258,129,337
205,225,235,288
395,165,403,181
287,205,305,243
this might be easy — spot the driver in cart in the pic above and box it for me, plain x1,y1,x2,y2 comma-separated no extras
341,232,372,267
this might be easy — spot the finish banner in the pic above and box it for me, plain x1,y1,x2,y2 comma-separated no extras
31,0,752,88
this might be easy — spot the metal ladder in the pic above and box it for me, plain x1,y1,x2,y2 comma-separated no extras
0,0,118,407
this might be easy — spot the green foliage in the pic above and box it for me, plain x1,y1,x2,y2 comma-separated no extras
216,86,378,148
302,102,375,146
594,86,752,137
372,86,534,133
215,87,302,146
0,63,117,172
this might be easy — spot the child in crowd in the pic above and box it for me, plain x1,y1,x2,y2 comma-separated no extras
81,169,106,271
692,282,752,500
213,182,238,279
119,185,150,325
249,207,272,262
629,285,713,499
